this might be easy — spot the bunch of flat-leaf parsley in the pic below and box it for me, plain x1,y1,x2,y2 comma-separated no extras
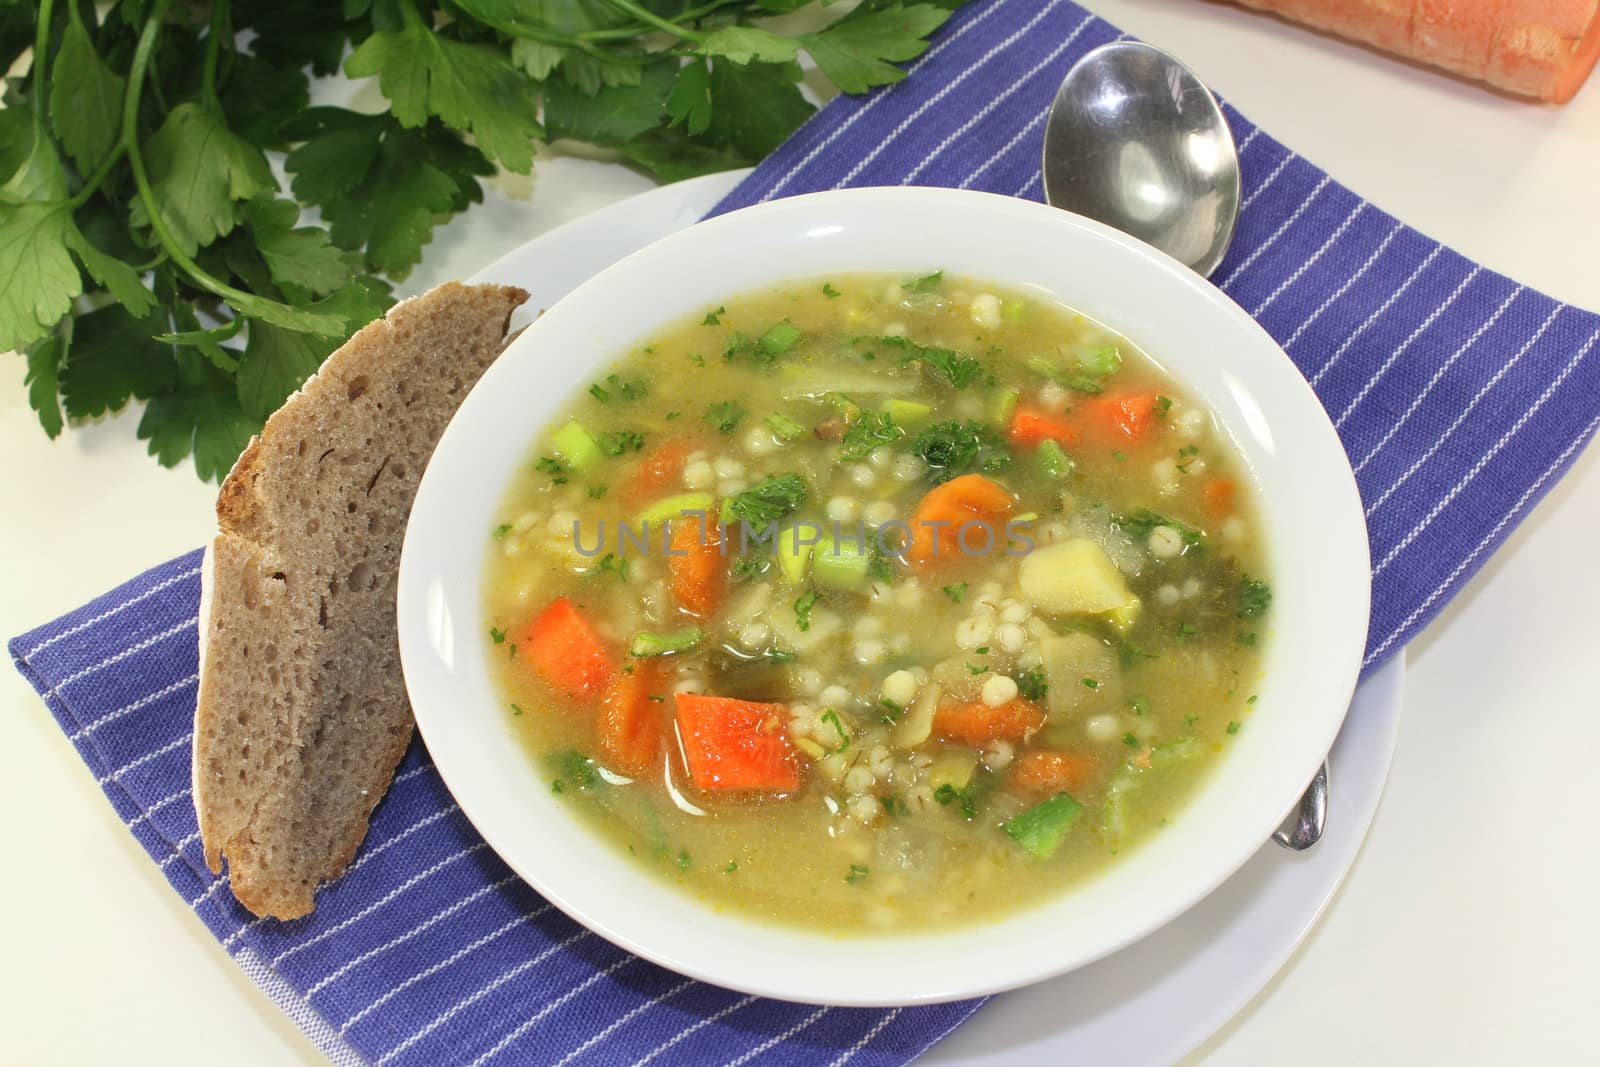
1,0,962,481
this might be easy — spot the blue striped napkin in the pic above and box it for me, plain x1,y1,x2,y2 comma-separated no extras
11,0,1600,1064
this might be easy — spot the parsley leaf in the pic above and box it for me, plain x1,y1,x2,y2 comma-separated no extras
1115,508,1205,548
1237,577,1273,618
700,27,801,66
704,400,746,434
838,410,905,461
1016,669,1049,702
243,196,351,296
732,556,773,583
729,473,808,527
879,335,983,388
911,420,1008,483
794,588,820,633
344,5,541,172
129,103,275,259
284,109,493,278
137,350,261,484
544,60,676,147
48,11,125,174
801,4,953,94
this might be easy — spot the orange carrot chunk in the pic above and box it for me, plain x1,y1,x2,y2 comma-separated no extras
675,694,801,794
1087,391,1160,443
904,473,1015,568
933,696,1047,746
626,440,690,504
521,597,616,701
1007,407,1081,451
1011,750,1098,795
1203,477,1237,517
598,659,667,778
667,518,727,617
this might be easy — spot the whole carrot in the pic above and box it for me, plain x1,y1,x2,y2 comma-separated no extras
1227,0,1600,103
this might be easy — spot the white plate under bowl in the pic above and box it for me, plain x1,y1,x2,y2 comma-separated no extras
400,184,1371,1007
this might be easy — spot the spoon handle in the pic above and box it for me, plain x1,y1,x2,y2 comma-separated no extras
1272,761,1328,851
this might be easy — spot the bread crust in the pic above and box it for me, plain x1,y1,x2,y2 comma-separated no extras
193,282,528,919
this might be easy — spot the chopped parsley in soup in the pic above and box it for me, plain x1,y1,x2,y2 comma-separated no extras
483,272,1272,930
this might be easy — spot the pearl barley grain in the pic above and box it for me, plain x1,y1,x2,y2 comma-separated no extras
1086,715,1120,742
981,674,1019,707
1148,526,1184,559
882,670,918,707
683,460,714,490
970,293,1002,329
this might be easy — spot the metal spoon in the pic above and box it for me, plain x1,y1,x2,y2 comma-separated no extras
1040,41,1329,851
1042,40,1240,275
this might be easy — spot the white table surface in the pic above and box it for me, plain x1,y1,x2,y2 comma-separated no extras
3,2,1597,1064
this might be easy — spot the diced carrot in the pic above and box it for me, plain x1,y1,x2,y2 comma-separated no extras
597,660,667,778
933,696,1047,746
1010,750,1098,795
521,597,616,701
1203,477,1237,517
904,473,1015,568
1007,406,1081,451
675,694,800,794
667,517,726,617
1087,391,1160,443
625,440,690,504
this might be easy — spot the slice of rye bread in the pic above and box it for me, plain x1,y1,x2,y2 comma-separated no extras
194,281,529,920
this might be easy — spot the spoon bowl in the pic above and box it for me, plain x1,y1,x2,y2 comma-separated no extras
1042,41,1241,277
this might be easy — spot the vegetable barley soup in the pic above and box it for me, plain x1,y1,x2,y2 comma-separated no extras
484,272,1272,931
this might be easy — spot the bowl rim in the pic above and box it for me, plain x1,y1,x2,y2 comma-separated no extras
397,185,1372,1007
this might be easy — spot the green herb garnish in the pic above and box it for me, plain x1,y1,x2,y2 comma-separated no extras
1115,508,1205,548
881,336,983,388
1016,669,1049,702
729,473,808,527
535,456,568,485
732,556,773,583
794,588,820,633
838,410,905,461
1237,577,1273,619
942,582,968,603
586,553,630,582
911,420,1007,482
704,400,746,434
819,709,850,750
597,430,646,456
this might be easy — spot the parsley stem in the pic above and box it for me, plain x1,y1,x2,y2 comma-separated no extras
31,0,54,136
460,8,650,66
605,0,707,43
201,0,229,112
121,0,305,327
576,0,740,40
66,145,126,209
